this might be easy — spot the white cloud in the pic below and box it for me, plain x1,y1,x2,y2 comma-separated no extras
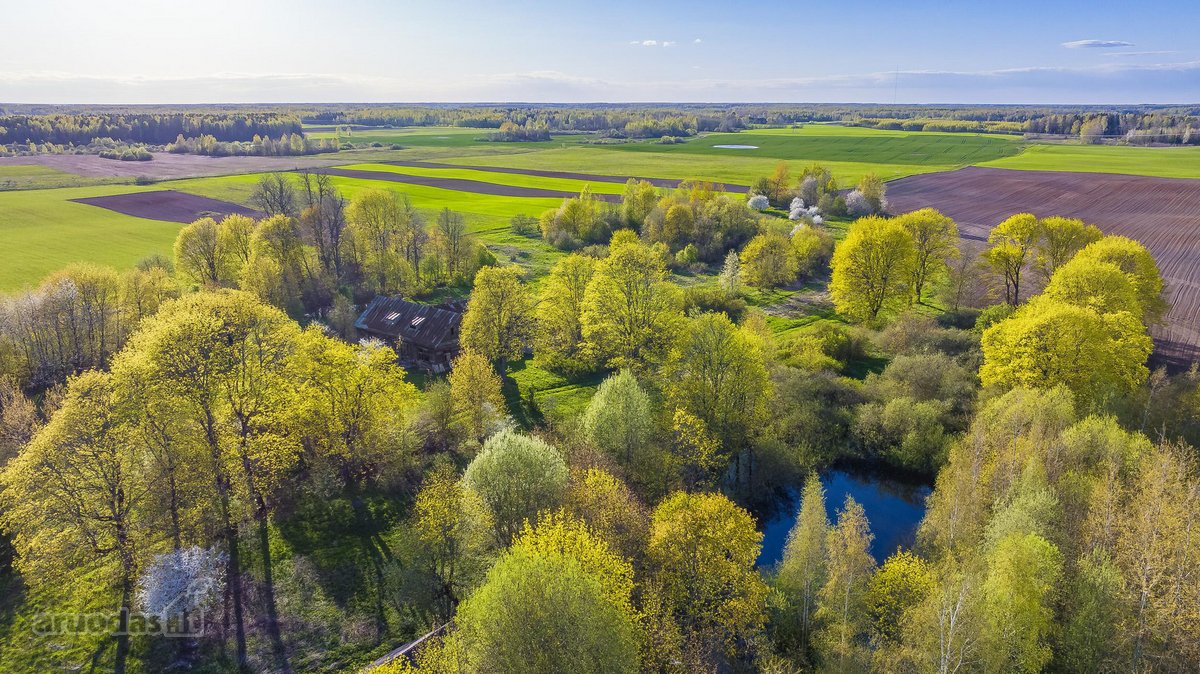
1062,39,1135,49
641,40,658,46
1103,50,1178,58
662,41,677,47
694,38,702,44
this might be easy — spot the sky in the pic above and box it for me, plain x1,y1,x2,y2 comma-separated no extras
1,0,1197,104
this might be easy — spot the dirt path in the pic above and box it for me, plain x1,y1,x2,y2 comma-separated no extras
886,166,1200,367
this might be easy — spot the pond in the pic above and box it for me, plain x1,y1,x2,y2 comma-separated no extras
756,468,931,568
713,144,759,149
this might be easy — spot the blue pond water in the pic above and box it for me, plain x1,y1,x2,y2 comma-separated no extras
757,469,931,568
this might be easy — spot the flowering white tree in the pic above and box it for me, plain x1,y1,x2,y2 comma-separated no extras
138,546,226,621
719,249,742,295
846,190,874,217
748,194,770,211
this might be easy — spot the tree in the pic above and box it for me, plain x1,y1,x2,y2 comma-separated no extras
413,463,494,619
669,408,722,493
249,173,297,217
293,328,417,491
1073,235,1168,323
581,235,683,370
980,297,1151,408
174,217,232,286
535,254,596,370
0,376,39,464
462,429,569,543
240,214,314,317
979,532,1063,673
857,172,887,213
767,161,792,206
344,189,416,294
814,496,876,672
791,224,835,278
829,215,915,322
564,468,649,562
217,214,257,274
666,312,770,453
110,291,301,671
1033,216,1101,282
898,208,958,303
581,369,654,469
740,230,799,289
718,249,741,295
866,550,933,644
1043,256,1143,317
774,472,829,657
649,491,768,662
621,178,659,228
453,538,640,674
541,187,606,248
460,265,534,373
434,208,468,282
297,171,347,278
0,371,143,674
984,213,1039,305
447,350,506,446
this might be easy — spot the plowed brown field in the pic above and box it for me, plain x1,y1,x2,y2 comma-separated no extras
887,166,1200,367
71,190,264,223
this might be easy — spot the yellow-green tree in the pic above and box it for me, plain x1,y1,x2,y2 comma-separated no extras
621,178,659,228
980,532,1063,673
814,495,876,671
293,327,418,490
980,296,1151,408
666,312,770,453
174,216,233,286
898,208,958,303
453,516,641,674
581,235,683,369
240,214,314,317
414,462,494,619
774,472,829,657
1043,255,1143,316
447,350,506,446
740,230,799,289
460,265,533,373
564,468,649,563
0,371,143,674
217,213,257,275
649,491,768,662
343,189,415,294
535,253,596,370
1033,216,1102,282
984,213,1039,305
110,291,301,671
1073,235,1168,323
865,549,933,644
829,215,915,322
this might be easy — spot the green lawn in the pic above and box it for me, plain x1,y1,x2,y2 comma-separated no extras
979,142,1200,179
306,125,593,150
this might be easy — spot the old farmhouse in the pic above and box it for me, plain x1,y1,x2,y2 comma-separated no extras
354,295,463,373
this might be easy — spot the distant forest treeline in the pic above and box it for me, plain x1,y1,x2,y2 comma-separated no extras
1,103,1198,147
0,112,303,146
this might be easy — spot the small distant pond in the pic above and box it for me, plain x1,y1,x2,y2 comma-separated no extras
713,144,759,149
757,467,931,568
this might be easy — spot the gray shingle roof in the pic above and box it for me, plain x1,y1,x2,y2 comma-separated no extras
354,295,462,351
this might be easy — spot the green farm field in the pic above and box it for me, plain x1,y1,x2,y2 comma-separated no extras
0,185,183,289
4,124,1200,291
980,142,1200,179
